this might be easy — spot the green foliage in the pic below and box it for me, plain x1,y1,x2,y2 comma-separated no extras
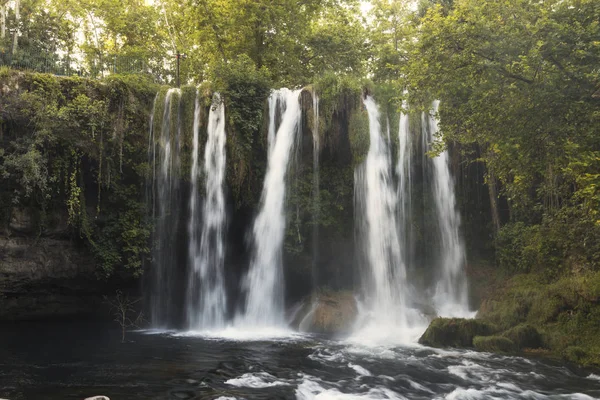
477,270,600,365
348,110,370,166
502,324,542,350
0,69,155,277
214,55,272,207
399,0,600,275
473,335,517,353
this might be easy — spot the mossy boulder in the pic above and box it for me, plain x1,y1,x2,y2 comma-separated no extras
473,336,517,353
418,318,498,348
502,324,543,350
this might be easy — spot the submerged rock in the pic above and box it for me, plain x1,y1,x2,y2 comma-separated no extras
418,318,498,348
473,335,517,353
289,290,357,335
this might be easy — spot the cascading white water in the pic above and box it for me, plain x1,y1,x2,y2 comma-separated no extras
426,101,471,317
311,92,320,287
396,102,413,268
150,88,182,327
187,93,228,329
238,88,302,327
353,96,412,342
267,90,287,155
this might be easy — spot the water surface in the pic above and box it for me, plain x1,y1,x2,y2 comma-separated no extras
1,322,599,399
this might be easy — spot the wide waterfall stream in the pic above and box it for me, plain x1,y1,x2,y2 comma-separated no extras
3,91,598,400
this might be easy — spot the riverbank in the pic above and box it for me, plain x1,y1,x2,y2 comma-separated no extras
422,265,600,367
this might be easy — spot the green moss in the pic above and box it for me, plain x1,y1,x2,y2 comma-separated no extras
418,318,498,348
474,335,517,353
563,346,588,364
502,324,542,349
178,85,197,178
477,270,600,366
348,110,370,166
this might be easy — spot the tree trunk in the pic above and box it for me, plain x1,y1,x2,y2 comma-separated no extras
1,5,6,40
12,0,19,55
487,167,501,237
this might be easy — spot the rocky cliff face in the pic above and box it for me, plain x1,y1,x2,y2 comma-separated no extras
0,235,105,320
0,70,156,320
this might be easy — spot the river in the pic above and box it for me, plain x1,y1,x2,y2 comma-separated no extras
1,321,599,399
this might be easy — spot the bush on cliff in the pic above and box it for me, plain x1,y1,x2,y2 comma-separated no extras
477,270,600,366
502,324,543,350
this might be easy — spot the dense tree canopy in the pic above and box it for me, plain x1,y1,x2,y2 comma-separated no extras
1,0,599,275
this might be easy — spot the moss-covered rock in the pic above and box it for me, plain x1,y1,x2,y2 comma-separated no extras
473,335,517,353
502,324,543,350
418,318,498,348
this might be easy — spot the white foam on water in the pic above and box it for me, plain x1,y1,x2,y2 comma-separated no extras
447,360,512,383
587,373,600,381
295,375,406,400
226,372,290,388
173,326,307,342
348,363,371,377
348,301,429,347
407,379,434,394
308,348,347,363
446,386,598,400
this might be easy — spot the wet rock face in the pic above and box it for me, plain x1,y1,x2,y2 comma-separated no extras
290,291,358,335
0,235,107,320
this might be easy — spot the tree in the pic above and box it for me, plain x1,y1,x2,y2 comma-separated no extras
399,0,600,269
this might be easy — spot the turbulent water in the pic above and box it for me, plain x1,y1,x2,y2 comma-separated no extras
187,93,228,329
239,88,302,327
2,322,599,400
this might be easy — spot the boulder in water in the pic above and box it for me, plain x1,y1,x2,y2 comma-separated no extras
290,290,357,335
418,317,498,348
85,397,110,400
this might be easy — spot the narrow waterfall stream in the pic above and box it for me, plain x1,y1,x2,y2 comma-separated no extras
396,101,413,272
311,92,320,289
187,93,228,329
426,101,471,317
149,88,182,327
238,88,302,328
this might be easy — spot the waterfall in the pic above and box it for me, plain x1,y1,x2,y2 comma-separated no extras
311,92,320,288
426,101,471,317
397,102,413,269
187,93,228,329
149,88,182,327
238,88,302,327
353,96,409,340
